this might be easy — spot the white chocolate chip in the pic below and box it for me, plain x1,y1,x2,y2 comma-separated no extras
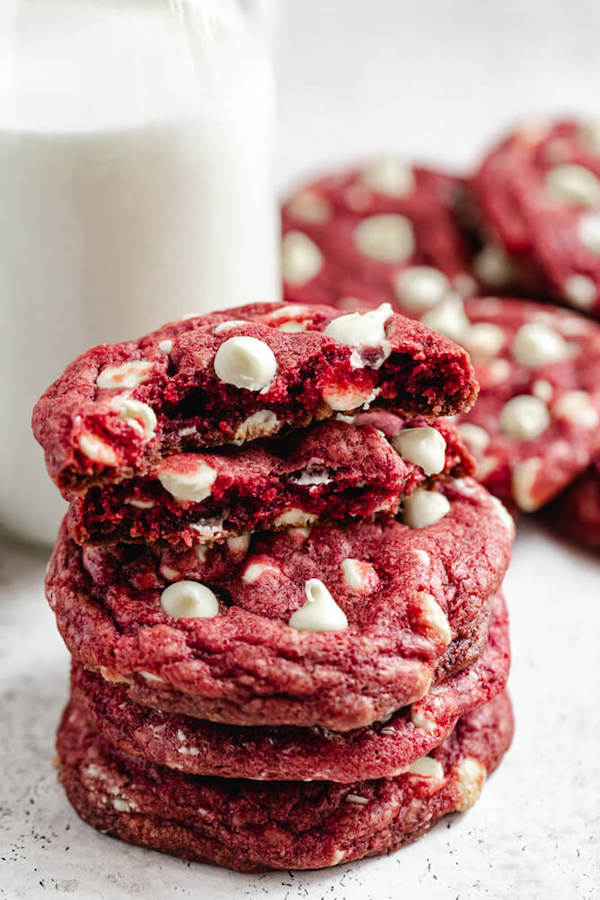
157,460,217,503
511,457,543,512
190,520,224,541
421,296,470,343
194,545,208,562
139,670,165,683
160,581,219,619
361,157,415,197
278,320,307,333
455,757,487,812
408,756,444,780
242,562,281,584
532,379,554,403
213,320,251,334
265,304,312,322
287,525,312,540
545,163,600,208
485,358,512,385
578,212,600,254
413,549,431,566
564,273,597,309
78,433,118,466
281,231,323,285
463,322,505,362
394,266,451,312
158,340,173,354
226,532,251,555
214,336,278,392
499,395,550,440
418,592,452,645
410,705,437,733
473,244,515,287
233,410,279,444
458,423,490,456
113,798,135,813
553,390,599,428
353,214,415,263
113,397,157,443
476,455,499,481
291,470,332,487
96,359,153,389
453,273,478,297
322,383,378,412
511,322,570,367
392,426,447,475
403,490,451,529
324,302,392,348
124,497,155,510
345,793,369,806
286,190,331,223
288,578,348,633
273,508,318,528
340,558,378,593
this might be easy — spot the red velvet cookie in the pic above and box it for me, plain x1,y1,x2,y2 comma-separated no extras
453,298,600,511
471,118,600,314
69,592,509,783
66,415,473,548
32,301,477,496
46,478,513,731
282,159,476,310
55,691,514,872
548,457,600,550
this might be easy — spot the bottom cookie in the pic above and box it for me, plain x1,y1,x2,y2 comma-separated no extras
55,692,513,872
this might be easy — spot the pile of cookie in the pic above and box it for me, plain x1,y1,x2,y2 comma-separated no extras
282,116,600,539
34,301,514,871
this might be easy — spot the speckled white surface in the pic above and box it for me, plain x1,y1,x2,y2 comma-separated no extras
3,0,600,896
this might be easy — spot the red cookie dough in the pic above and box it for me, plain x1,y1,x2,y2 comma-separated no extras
55,691,514,872
69,592,509,783
66,415,473,548
45,478,513,731
471,118,600,314
32,301,477,496
282,159,477,310
548,458,600,550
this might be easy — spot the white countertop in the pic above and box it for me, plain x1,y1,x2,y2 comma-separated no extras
3,0,600,896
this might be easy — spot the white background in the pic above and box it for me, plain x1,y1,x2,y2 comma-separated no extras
2,1,600,898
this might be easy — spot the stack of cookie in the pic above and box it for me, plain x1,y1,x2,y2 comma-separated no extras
33,300,514,871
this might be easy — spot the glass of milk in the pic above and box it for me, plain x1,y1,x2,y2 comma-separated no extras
0,0,280,545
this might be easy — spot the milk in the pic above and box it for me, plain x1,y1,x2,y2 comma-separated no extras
0,0,279,544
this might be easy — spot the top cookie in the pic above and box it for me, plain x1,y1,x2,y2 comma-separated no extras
472,118,600,314
282,158,476,310
32,301,477,494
